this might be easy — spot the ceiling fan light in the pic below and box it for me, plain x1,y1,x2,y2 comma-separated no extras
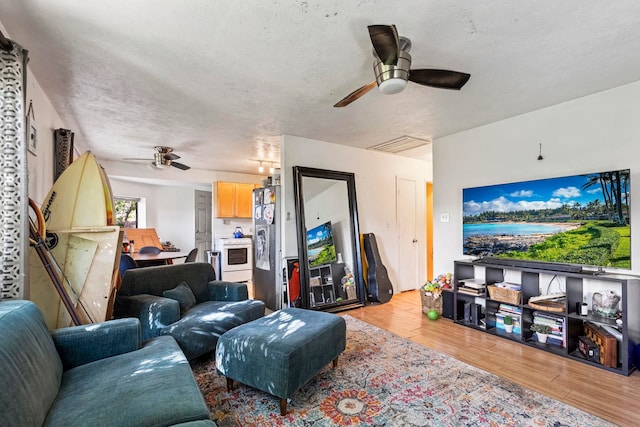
378,78,407,94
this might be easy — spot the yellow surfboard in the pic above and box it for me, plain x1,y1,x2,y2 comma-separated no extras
29,152,121,328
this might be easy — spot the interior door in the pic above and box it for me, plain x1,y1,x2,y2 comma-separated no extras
194,190,212,262
397,177,418,292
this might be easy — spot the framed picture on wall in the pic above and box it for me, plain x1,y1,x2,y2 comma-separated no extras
26,102,37,155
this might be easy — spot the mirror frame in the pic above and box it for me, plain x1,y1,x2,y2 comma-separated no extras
293,166,366,312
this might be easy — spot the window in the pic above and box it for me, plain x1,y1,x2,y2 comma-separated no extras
114,197,139,228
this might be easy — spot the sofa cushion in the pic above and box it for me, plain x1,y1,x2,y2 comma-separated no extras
43,336,210,427
161,300,265,360
164,282,197,315
0,300,62,427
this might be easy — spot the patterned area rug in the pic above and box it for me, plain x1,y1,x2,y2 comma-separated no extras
192,315,614,426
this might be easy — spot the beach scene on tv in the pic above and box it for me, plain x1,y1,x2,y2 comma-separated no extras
307,221,337,267
463,170,630,269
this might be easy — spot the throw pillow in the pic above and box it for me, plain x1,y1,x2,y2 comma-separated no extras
163,282,196,315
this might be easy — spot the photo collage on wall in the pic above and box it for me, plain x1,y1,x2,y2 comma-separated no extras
254,188,275,271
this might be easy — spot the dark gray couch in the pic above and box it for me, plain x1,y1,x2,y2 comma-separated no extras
114,262,265,360
0,300,215,427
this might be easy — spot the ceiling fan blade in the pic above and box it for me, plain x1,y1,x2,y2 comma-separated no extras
164,153,180,161
123,157,153,161
368,25,399,65
408,69,471,90
171,161,191,170
334,81,377,108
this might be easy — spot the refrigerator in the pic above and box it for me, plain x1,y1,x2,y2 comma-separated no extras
252,185,282,311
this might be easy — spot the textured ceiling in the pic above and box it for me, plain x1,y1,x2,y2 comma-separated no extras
2,1,640,175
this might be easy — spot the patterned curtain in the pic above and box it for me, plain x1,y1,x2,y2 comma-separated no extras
0,37,29,299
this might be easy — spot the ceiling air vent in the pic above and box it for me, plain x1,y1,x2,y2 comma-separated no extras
368,135,432,154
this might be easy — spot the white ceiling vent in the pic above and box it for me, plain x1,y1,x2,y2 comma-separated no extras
368,135,432,154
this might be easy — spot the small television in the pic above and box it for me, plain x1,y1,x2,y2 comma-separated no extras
463,169,630,271
306,221,337,267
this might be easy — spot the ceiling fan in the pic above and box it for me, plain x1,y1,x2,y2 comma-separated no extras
124,146,191,170
334,24,471,107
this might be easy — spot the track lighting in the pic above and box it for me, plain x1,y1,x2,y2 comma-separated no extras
252,159,279,174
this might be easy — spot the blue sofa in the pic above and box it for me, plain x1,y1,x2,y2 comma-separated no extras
114,262,265,360
0,299,215,427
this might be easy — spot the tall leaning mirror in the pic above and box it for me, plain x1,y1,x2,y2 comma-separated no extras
293,166,366,312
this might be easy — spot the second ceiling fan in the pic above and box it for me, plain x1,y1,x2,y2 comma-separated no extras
124,146,191,170
334,24,471,107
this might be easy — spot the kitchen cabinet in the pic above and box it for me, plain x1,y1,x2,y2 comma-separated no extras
216,182,258,218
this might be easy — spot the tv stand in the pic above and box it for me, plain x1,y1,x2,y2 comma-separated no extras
453,259,640,376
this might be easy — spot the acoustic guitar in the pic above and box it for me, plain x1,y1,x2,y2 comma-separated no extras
363,233,394,303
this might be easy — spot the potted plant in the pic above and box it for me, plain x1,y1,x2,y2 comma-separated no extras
503,315,514,333
530,323,552,343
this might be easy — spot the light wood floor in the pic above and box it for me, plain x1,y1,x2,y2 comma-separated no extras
343,290,640,427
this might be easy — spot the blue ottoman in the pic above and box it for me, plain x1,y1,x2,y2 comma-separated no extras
215,308,346,415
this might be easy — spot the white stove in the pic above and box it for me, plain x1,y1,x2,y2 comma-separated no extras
215,238,253,282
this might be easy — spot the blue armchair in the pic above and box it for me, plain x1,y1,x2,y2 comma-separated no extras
114,262,265,360
0,299,215,427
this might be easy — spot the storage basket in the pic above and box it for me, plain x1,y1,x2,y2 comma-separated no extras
487,285,521,304
421,291,443,315
344,285,357,300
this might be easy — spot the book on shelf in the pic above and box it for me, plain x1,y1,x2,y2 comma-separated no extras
532,312,566,347
495,311,521,334
498,303,522,315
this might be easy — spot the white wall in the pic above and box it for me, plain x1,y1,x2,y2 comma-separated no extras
5,23,67,205
107,164,264,252
281,135,431,292
433,81,640,275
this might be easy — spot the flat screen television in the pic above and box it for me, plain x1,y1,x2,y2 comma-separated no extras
307,221,337,267
463,169,630,271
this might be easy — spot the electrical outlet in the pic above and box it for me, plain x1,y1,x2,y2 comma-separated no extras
440,212,450,223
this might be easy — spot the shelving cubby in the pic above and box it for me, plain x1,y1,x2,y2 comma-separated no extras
453,259,640,376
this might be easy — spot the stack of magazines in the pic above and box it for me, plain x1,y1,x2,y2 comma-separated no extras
495,304,522,333
532,311,565,347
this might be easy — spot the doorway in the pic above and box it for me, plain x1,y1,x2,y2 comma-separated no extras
194,190,212,263
396,177,418,292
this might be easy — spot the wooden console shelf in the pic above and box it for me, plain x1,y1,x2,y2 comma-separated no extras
453,259,640,376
